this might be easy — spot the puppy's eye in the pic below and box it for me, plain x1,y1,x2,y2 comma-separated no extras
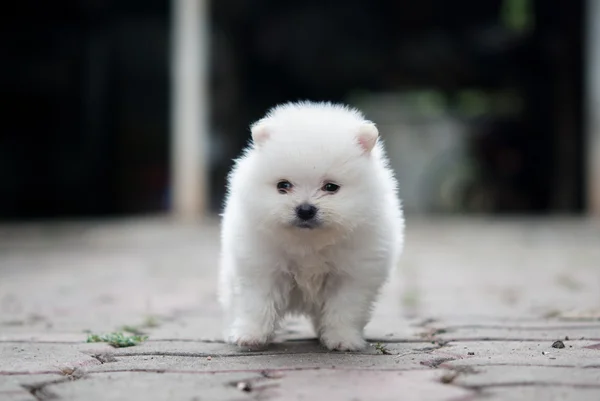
276,180,293,194
322,183,340,193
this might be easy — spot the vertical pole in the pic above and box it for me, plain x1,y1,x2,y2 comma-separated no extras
586,0,600,216
170,0,209,218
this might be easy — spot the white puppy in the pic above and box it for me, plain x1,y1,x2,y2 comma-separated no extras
219,101,404,351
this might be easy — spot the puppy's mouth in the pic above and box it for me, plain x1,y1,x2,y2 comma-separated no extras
291,219,322,230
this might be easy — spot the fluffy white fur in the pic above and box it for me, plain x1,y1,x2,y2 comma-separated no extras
219,101,404,351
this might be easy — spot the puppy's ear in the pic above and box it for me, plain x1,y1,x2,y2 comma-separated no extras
251,122,270,146
356,123,379,154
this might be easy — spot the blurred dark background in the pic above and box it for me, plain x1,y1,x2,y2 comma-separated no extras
1,0,588,220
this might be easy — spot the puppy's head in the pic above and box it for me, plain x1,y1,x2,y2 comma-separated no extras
241,102,383,236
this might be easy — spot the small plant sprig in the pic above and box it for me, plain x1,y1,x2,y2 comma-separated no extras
87,332,148,348
373,342,392,355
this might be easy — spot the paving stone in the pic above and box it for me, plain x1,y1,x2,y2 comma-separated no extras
247,369,473,401
438,341,600,368
364,319,600,343
46,370,474,401
479,386,600,401
0,343,105,373
0,373,63,401
414,317,600,328
87,351,435,373
0,332,90,343
434,327,600,342
50,371,257,401
0,374,71,401
0,392,36,401
451,365,600,388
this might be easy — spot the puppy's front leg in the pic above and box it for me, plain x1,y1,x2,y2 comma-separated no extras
227,272,283,349
318,274,382,351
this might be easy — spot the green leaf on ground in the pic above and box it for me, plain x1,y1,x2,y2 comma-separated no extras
373,342,392,355
86,332,148,348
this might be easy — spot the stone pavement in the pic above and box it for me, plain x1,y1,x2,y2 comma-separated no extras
1,217,599,400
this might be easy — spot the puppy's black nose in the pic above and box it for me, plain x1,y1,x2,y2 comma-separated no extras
295,203,318,221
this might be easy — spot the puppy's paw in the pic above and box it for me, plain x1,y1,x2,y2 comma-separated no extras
235,336,270,350
320,330,366,352
226,327,272,350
